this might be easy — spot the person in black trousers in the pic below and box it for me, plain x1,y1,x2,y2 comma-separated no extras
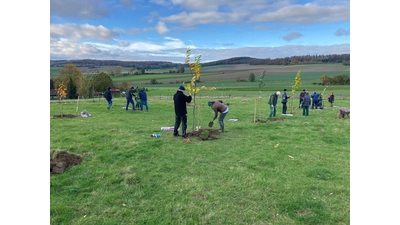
173,86,192,138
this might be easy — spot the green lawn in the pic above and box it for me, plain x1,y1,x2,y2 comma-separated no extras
51,94,350,224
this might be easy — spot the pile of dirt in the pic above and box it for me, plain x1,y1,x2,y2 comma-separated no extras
187,128,221,140
53,114,77,118
50,150,83,175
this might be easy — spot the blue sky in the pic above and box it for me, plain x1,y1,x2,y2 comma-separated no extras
50,0,350,63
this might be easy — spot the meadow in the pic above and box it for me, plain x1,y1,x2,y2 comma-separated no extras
51,63,350,224
50,91,350,224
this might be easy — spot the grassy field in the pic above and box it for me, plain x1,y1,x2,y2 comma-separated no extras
50,93,350,224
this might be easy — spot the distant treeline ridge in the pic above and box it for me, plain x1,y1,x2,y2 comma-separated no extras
50,54,350,70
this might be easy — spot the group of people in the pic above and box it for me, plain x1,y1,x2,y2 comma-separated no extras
172,85,229,138
105,85,336,139
103,86,149,112
269,89,335,117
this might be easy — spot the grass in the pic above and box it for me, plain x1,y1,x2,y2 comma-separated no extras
50,93,350,224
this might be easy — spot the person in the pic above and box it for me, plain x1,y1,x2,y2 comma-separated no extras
104,87,113,109
281,88,290,114
138,88,148,112
302,91,311,116
328,92,335,107
311,91,320,109
173,85,192,138
299,89,306,108
125,87,136,111
268,91,281,118
208,100,229,132
135,96,141,110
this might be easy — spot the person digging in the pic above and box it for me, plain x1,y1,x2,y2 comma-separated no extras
208,100,229,132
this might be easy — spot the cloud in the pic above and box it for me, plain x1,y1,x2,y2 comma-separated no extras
50,0,110,20
335,28,350,36
50,23,119,42
118,40,131,47
251,3,349,24
155,21,169,34
283,32,303,41
162,11,248,27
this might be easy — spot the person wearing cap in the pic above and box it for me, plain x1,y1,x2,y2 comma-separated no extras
208,100,229,132
299,89,306,108
125,87,136,111
104,87,113,109
302,91,311,116
268,91,281,118
281,88,291,114
173,85,192,138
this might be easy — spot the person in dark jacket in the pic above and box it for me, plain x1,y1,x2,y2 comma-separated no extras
104,87,113,109
173,86,192,138
268,91,280,118
328,92,335,107
125,87,136,111
281,88,290,114
299,89,306,108
311,91,320,109
208,100,229,132
302,91,311,116
138,88,148,112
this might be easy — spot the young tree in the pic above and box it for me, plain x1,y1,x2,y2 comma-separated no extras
290,70,302,113
184,48,203,133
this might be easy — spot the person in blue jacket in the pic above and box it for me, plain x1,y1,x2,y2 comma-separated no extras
281,88,291,114
138,88,148,112
173,86,192,138
311,91,320,109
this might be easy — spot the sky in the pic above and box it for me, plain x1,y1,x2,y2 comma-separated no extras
50,0,350,63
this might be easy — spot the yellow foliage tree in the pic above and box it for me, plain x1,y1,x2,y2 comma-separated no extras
184,47,203,133
290,70,302,113
56,82,67,116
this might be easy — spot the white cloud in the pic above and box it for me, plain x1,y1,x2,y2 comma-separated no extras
50,23,119,42
251,3,349,24
50,0,110,19
155,21,169,34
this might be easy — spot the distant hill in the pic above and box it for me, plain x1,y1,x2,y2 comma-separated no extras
50,54,350,69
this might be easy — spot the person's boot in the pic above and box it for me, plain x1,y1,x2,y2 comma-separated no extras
219,125,224,132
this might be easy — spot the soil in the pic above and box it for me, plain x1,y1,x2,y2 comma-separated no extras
187,128,221,140
254,118,285,123
53,114,77,118
50,150,83,175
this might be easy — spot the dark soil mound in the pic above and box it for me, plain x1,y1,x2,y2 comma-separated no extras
187,128,221,140
53,114,77,118
50,150,83,175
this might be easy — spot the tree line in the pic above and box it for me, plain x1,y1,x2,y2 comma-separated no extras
50,54,350,71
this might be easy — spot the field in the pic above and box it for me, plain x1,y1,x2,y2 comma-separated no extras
50,63,350,224
51,93,350,224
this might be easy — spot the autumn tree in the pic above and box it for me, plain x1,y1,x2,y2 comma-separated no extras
54,64,86,99
120,81,132,91
320,74,329,85
93,72,113,92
